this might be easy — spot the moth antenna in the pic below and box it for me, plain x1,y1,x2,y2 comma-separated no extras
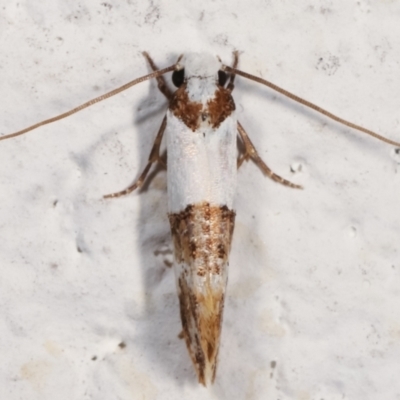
226,50,239,92
142,52,173,100
0,63,176,141
224,65,400,147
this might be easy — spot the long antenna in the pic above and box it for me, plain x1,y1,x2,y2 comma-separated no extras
0,64,176,141
224,65,400,147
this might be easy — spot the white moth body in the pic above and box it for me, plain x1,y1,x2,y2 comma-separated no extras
166,110,237,213
4,49,393,387
166,53,237,385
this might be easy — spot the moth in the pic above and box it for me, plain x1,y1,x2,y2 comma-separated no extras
1,52,400,386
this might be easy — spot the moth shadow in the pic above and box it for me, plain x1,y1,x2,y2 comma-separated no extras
126,74,200,386
130,160,199,386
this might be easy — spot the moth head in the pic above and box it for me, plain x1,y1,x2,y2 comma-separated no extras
173,53,227,88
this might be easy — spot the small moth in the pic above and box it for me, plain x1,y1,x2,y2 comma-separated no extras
1,52,400,386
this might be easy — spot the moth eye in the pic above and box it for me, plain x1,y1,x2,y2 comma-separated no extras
218,70,228,86
172,69,185,87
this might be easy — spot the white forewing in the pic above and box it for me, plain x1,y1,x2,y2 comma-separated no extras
166,110,237,213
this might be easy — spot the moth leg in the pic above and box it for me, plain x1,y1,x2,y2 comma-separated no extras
237,121,303,189
227,51,239,92
103,116,167,199
143,52,172,100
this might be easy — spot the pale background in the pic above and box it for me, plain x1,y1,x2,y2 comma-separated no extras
1,1,400,399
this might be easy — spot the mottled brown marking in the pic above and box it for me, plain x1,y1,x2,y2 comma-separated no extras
169,202,235,385
217,243,225,259
169,84,235,132
178,276,206,383
169,84,202,131
189,240,197,256
169,203,235,273
207,87,235,129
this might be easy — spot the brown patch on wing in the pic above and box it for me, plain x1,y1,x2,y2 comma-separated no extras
169,84,202,131
169,85,235,131
169,202,236,385
169,203,235,275
207,88,235,129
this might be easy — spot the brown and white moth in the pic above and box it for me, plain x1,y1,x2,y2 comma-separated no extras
1,52,400,386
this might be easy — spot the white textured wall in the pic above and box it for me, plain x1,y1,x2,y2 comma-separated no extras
1,1,400,399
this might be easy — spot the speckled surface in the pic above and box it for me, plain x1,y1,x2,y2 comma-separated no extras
1,1,400,399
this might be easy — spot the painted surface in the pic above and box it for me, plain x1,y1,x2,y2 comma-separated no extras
1,1,400,399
